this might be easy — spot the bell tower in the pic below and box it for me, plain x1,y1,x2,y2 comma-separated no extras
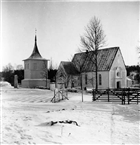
21,31,50,88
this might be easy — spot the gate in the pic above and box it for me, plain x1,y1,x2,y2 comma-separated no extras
92,88,140,105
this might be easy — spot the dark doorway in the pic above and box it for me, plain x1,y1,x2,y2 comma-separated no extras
117,81,121,89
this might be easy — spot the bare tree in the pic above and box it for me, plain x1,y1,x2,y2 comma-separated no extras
16,65,23,70
80,16,106,91
2,63,14,85
72,52,88,102
73,53,87,88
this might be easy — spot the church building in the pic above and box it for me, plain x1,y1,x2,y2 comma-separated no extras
56,47,127,89
21,34,50,88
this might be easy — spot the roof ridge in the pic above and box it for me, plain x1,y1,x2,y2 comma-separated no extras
74,47,119,55
61,61,71,63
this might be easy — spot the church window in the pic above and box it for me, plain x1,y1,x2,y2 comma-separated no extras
99,74,102,85
116,67,121,77
117,72,120,77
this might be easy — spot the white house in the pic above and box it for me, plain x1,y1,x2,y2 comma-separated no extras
56,47,127,89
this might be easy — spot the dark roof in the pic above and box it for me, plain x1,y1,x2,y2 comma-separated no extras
72,47,119,72
29,35,42,59
61,61,80,75
23,35,47,61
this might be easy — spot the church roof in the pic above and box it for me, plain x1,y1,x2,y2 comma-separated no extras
72,47,119,72
61,61,80,75
24,35,47,61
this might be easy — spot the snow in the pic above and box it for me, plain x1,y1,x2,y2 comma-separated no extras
0,81,12,88
1,87,140,145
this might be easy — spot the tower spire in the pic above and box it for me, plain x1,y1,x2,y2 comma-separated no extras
35,28,37,35
28,30,42,59
35,28,37,42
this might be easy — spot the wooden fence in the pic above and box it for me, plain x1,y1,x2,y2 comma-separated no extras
51,89,69,103
92,88,140,105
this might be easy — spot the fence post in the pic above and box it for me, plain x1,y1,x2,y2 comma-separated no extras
128,88,130,104
66,89,68,98
92,89,96,101
58,91,60,102
137,93,139,104
122,94,124,105
62,90,63,100
107,88,110,102
124,95,125,105
127,88,130,105
122,90,124,105
122,89,125,105
53,90,55,103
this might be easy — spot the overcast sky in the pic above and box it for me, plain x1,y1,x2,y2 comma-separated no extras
1,1,139,70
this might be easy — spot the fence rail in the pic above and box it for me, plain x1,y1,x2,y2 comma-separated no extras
92,88,140,105
51,89,69,103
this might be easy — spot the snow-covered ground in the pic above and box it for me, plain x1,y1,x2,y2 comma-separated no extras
1,87,140,145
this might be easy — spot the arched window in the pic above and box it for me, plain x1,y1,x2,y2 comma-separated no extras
117,72,120,77
116,67,121,77
99,74,102,85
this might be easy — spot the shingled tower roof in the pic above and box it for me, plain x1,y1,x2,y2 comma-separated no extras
29,35,42,59
23,34,47,61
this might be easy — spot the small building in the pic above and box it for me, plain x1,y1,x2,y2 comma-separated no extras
126,77,133,88
56,47,127,89
56,61,79,88
21,35,50,88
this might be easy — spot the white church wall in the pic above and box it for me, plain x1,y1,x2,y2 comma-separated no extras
109,49,127,88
